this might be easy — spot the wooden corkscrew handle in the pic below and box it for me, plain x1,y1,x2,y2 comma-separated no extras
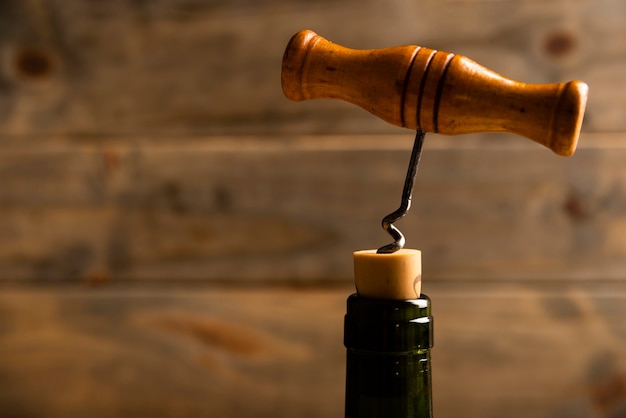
282,30,588,156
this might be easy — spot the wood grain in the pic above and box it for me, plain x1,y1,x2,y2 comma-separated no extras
1,284,625,418
1,134,626,282
0,1,623,417
0,0,621,136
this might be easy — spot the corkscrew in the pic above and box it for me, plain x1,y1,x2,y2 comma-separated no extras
281,29,588,253
376,130,425,254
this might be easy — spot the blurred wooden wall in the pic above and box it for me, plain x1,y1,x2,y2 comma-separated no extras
1,1,626,417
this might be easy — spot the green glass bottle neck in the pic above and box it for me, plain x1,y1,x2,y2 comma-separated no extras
344,294,433,418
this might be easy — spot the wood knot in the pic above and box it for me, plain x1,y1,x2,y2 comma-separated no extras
563,190,591,222
13,46,56,80
543,30,577,59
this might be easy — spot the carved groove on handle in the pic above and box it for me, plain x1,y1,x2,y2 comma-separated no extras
414,49,435,131
399,47,420,128
432,53,455,133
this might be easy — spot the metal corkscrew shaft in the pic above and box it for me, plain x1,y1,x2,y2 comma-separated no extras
377,130,425,254
281,29,588,156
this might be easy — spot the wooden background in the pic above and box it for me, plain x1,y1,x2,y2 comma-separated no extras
1,0,626,417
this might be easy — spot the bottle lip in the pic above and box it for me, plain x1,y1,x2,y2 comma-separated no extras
344,293,433,352
346,293,431,320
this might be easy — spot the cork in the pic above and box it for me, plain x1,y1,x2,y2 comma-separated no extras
353,249,422,300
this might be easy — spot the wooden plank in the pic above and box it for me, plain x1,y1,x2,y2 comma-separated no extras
1,284,625,418
0,0,621,136
0,133,625,282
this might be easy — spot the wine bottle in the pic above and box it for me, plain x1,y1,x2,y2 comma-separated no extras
345,249,433,418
